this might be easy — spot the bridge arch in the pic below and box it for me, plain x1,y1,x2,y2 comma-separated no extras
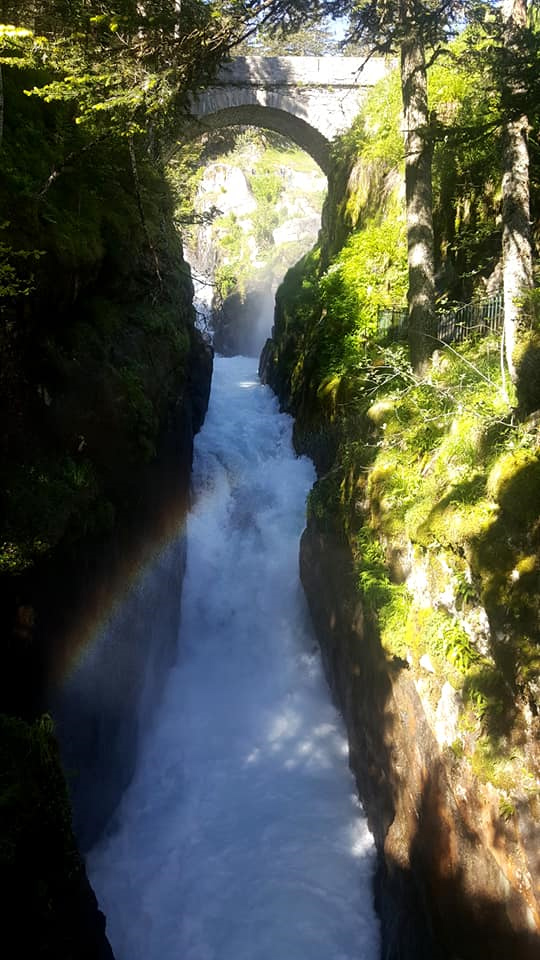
188,100,331,175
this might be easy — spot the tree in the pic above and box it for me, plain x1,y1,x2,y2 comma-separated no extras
499,0,534,381
0,3,254,308
399,6,437,372
464,0,538,388
237,19,340,55
1,2,266,143
311,0,463,371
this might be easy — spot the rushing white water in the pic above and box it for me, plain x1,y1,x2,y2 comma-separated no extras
88,356,380,960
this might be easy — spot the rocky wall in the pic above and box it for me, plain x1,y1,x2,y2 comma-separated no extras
300,518,540,960
0,330,213,959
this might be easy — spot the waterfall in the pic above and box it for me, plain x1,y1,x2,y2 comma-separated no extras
88,356,380,960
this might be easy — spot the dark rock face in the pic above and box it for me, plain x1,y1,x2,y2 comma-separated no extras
213,286,274,357
0,333,213,958
0,713,115,960
300,519,540,960
48,335,213,852
51,535,187,853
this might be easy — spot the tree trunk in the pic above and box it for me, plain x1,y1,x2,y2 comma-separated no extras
501,0,533,381
400,31,436,373
0,64,4,151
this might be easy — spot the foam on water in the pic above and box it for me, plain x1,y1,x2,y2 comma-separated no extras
88,355,380,960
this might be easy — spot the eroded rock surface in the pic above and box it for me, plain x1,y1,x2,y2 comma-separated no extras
301,519,540,960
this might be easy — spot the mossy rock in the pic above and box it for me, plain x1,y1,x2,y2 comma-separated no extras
515,329,540,415
487,449,540,524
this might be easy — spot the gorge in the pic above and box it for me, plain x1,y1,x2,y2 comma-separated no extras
86,356,380,960
1,7,540,960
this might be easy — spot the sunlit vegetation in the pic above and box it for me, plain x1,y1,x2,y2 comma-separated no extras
267,48,540,808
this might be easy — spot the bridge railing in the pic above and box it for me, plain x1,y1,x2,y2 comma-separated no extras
376,292,504,347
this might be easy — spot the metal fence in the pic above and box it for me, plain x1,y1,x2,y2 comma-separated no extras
377,292,504,346
437,293,504,343
377,306,408,340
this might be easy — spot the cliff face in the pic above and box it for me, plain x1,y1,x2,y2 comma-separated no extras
46,331,213,853
0,317,213,960
260,64,540,958
1,713,115,960
0,320,212,960
0,61,213,959
263,312,540,959
300,521,540,960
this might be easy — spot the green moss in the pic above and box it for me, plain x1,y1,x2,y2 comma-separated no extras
514,297,540,414
462,664,510,728
284,311,538,775
378,589,412,660
317,373,343,400
487,449,540,522
307,470,346,535
470,735,537,797
350,526,411,659
0,456,112,574
319,205,408,341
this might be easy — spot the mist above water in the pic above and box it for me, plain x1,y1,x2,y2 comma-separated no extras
88,356,380,960
212,284,276,357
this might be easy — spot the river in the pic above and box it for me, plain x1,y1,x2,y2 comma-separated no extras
87,355,380,960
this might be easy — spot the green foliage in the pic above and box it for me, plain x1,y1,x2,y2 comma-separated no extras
0,59,194,577
249,161,283,246
273,231,540,782
0,23,34,68
307,471,347,539
353,39,509,303
360,70,403,167
263,7,540,812
212,211,254,300
354,526,396,607
351,526,411,659
499,795,516,821
2,1,247,142
167,140,207,233
238,19,340,56
320,206,408,339
514,291,540,411
250,162,282,206
0,233,44,298
469,732,536,797
0,456,113,574
277,246,322,332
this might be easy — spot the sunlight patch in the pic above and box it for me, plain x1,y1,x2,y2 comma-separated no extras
238,379,258,389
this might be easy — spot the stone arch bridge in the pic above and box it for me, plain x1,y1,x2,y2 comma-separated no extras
189,56,388,174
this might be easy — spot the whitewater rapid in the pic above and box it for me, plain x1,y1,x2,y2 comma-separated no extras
88,356,380,960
